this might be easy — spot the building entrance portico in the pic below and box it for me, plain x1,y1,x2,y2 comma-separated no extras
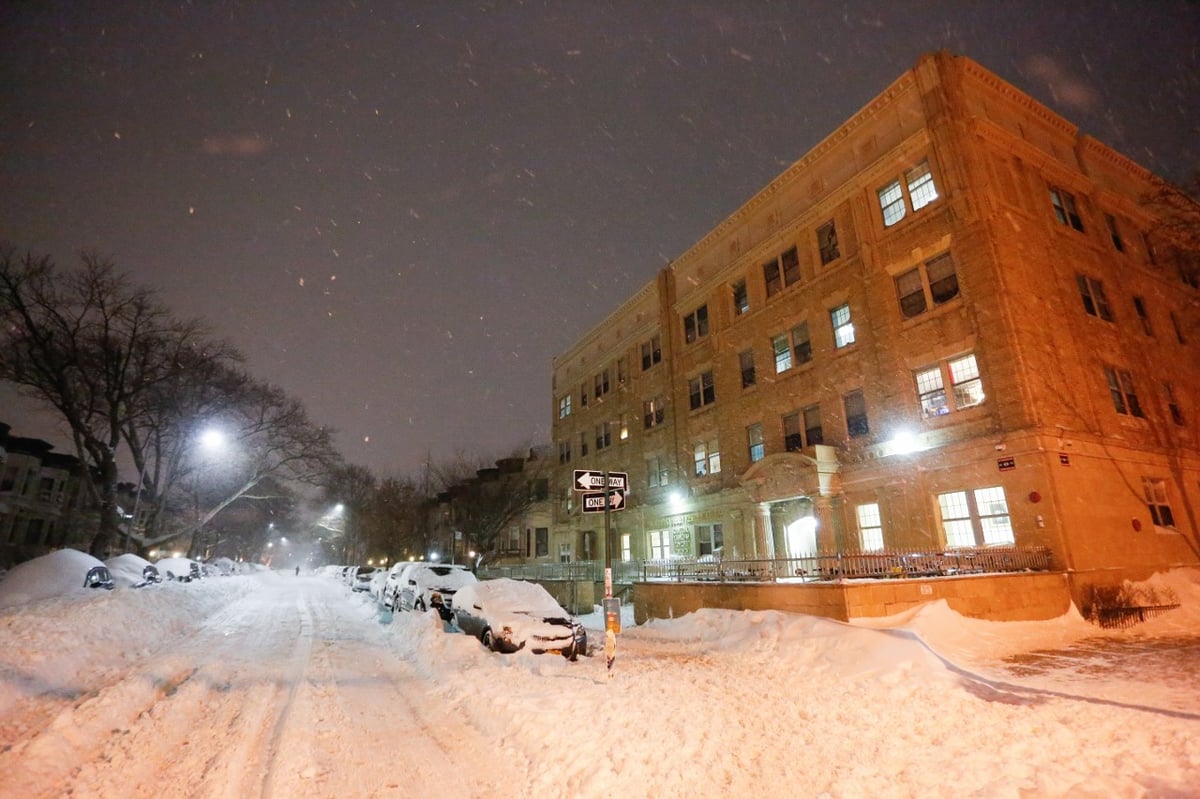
741,446,843,558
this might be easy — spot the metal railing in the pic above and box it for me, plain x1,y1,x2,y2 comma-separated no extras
479,545,1053,584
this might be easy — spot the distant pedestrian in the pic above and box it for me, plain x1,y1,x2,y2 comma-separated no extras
295,566,300,576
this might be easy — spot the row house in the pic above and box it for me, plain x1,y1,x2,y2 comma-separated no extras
0,422,92,566
549,52,1199,598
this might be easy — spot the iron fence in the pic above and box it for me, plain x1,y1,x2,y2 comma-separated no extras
479,545,1053,584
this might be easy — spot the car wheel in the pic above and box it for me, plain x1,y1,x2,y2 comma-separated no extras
481,628,495,651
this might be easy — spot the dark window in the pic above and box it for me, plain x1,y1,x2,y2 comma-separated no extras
817,220,840,265
780,246,801,286
844,389,869,438
1165,383,1185,426
783,412,802,452
1077,275,1113,321
792,322,812,365
641,334,662,370
1050,187,1084,231
535,528,549,557
643,396,665,429
1133,297,1153,336
739,349,756,388
1105,367,1144,418
732,279,749,316
763,258,782,298
558,441,571,464
684,304,709,344
688,371,715,410
896,252,959,320
595,422,612,451
1106,214,1124,252
579,432,589,457
803,404,823,445
580,381,589,408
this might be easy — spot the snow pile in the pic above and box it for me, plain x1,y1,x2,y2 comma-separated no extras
0,549,108,609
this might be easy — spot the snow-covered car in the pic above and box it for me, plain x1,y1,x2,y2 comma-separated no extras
350,565,377,592
156,556,204,582
0,549,116,609
395,563,477,616
381,562,417,610
105,553,162,588
452,578,587,660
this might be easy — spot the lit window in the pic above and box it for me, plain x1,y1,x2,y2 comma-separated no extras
693,439,720,477
937,487,1014,547
915,353,984,418
620,533,632,562
773,333,792,373
856,503,884,551
648,529,671,560
831,303,855,348
879,159,939,228
747,423,765,462
558,394,572,418
618,413,630,441
906,161,938,211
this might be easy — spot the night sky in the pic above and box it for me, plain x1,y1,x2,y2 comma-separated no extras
2,2,1198,479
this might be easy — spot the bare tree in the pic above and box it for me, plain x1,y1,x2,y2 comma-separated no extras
431,448,552,567
0,248,235,555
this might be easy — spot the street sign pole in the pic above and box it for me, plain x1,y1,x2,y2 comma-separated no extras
603,470,617,677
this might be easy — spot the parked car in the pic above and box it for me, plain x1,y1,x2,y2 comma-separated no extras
395,563,477,617
452,578,587,660
0,549,116,609
106,554,162,588
381,562,417,610
156,556,203,582
350,565,377,592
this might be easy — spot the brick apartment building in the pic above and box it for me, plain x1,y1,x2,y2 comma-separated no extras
548,51,1199,599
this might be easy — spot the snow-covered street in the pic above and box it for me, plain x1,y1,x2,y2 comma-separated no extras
2,570,1198,798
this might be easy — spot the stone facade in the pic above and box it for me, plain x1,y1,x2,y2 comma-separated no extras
549,52,1200,605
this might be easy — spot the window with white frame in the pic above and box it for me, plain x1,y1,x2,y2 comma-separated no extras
688,371,715,410
878,159,939,227
747,423,765,462
1077,274,1113,321
1104,367,1144,417
831,303,855,348
558,393,572,418
648,529,671,560
937,486,1014,547
1143,478,1175,528
895,252,959,319
693,439,720,477
856,503,884,551
621,533,632,562
697,523,724,556
914,353,985,418
772,333,792,373
559,543,572,563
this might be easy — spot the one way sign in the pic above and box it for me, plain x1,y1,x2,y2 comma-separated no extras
574,470,628,492
582,489,626,513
